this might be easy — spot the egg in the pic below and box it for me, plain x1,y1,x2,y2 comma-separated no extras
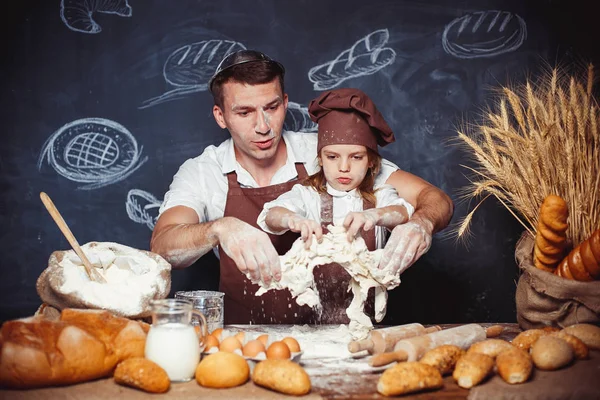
211,327,223,340
266,341,291,360
282,336,301,352
242,339,266,357
257,334,269,346
203,334,220,351
234,331,246,343
219,336,242,353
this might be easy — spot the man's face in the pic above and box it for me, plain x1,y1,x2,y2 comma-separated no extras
213,79,288,165
320,144,371,192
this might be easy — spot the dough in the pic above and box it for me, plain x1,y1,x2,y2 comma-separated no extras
251,225,400,339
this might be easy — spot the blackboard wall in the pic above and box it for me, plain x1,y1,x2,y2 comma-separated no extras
2,0,598,323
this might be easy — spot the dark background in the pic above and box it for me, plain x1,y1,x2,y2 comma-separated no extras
1,0,598,324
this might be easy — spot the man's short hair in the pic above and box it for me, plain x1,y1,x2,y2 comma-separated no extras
209,50,285,108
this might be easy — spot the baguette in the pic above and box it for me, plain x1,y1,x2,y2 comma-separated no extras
554,229,600,281
533,195,569,272
0,309,148,389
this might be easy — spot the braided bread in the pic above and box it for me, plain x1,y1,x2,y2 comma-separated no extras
533,195,569,272
555,229,600,281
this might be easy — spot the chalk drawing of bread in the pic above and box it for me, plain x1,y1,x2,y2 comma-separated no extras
126,189,162,230
308,29,396,91
284,102,318,132
442,10,527,59
60,0,132,34
140,40,246,109
38,118,148,190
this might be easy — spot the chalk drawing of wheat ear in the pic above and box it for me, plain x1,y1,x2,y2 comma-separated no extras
61,0,133,34
308,29,396,91
38,118,148,190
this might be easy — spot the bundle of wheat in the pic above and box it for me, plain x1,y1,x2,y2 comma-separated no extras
456,65,600,249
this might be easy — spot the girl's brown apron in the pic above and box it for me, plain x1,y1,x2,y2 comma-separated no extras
219,163,316,324
312,193,377,323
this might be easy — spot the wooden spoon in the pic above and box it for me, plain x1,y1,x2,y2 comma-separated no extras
40,192,106,283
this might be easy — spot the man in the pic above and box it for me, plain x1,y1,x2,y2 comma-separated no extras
151,50,453,324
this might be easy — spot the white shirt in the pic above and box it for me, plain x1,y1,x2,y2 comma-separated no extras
257,183,415,249
159,131,400,223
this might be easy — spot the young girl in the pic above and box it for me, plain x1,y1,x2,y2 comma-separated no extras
256,88,414,323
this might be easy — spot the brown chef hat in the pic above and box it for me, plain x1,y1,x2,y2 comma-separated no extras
308,88,394,153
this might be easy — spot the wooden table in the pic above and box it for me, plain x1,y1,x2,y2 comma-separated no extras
1,323,599,399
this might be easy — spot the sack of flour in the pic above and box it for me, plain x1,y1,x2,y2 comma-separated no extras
36,242,171,319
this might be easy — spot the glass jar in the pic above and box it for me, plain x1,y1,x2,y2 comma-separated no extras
144,298,208,382
174,290,224,334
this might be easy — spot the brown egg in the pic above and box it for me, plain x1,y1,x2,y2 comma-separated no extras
266,341,291,360
256,334,269,346
234,331,246,343
282,336,301,353
203,334,220,351
219,336,242,353
242,339,266,357
211,328,223,340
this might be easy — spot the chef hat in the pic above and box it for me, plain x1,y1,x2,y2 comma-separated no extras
308,88,395,153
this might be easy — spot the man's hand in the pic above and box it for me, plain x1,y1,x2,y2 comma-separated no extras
379,218,433,275
343,209,379,242
287,215,323,249
216,217,281,285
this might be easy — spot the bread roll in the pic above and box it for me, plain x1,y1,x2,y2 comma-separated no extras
0,309,148,389
452,352,494,389
419,345,464,375
496,347,532,384
114,357,170,393
467,338,512,359
511,328,548,351
530,336,574,370
533,195,569,272
252,359,311,396
562,323,600,350
195,352,249,388
555,229,600,281
549,331,589,359
377,362,443,396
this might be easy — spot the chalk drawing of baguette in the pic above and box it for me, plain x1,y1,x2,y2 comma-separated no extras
140,40,246,109
60,0,132,34
284,102,318,132
442,10,527,59
126,189,162,230
308,29,396,91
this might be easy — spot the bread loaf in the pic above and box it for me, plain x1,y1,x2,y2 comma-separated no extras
511,328,548,351
419,345,464,375
252,359,311,396
496,347,532,384
0,309,148,389
114,357,170,393
555,229,600,281
466,338,512,359
533,195,569,272
452,352,494,389
195,351,249,388
377,362,443,396
562,323,600,350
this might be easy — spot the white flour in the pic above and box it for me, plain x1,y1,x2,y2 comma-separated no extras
58,242,170,317
249,225,400,339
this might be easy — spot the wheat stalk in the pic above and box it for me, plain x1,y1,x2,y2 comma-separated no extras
455,66,600,246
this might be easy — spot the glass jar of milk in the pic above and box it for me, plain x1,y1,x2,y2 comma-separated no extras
145,299,208,382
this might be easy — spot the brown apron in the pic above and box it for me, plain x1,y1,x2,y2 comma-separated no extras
219,163,317,324
312,193,377,324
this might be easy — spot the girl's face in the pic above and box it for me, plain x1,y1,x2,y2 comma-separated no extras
320,144,372,192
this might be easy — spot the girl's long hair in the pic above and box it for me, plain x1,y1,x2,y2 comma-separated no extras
302,148,382,206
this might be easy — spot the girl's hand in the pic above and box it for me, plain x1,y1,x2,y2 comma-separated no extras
287,215,323,249
343,209,380,242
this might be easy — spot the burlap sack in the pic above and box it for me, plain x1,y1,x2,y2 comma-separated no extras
36,242,171,319
515,233,600,329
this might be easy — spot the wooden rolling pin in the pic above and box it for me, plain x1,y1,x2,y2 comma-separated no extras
348,323,441,354
369,324,504,367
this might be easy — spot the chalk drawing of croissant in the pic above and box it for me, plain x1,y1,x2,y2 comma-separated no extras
38,118,148,190
308,29,396,91
139,40,246,109
442,10,527,59
284,102,317,132
60,0,132,34
126,189,162,230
